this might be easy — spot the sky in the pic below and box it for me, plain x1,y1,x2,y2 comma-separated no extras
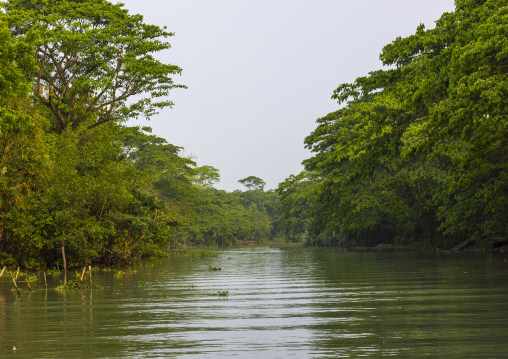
121,0,456,191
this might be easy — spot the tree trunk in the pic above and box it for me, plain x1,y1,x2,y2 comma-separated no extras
0,218,4,249
62,245,67,284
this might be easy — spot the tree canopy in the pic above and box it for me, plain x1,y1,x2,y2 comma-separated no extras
1,0,185,132
2,0,507,269
278,0,508,247
0,0,282,269
238,176,266,191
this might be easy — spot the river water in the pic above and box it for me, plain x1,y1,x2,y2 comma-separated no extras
1,247,508,358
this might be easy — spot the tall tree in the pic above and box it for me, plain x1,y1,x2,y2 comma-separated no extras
302,0,508,247
380,0,508,244
1,0,185,132
192,165,220,189
0,19,48,265
276,172,319,243
238,176,266,191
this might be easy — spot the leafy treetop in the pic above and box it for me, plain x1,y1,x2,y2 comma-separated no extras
1,0,186,132
238,176,266,191
192,165,220,189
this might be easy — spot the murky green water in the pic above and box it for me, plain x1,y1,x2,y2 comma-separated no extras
1,247,508,358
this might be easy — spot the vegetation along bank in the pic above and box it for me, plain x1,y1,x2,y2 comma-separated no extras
0,0,506,270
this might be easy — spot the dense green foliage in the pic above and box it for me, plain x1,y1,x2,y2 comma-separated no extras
277,0,507,248
0,0,278,269
2,0,506,269
2,0,185,132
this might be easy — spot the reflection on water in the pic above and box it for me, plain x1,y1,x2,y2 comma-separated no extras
1,248,508,358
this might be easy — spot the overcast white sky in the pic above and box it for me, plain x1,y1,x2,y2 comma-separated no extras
121,0,456,191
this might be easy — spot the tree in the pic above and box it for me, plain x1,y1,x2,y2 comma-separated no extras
24,124,187,268
192,165,220,189
121,126,198,232
380,0,508,244
238,176,266,191
0,19,36,102
0,19,49,267
302,0,508,247
276,172,318,243
1,0,185,132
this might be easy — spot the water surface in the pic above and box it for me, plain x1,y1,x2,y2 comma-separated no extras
1,247,508,358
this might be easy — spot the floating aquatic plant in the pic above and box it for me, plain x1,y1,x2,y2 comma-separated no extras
213,290,229,297
47,269,61,276
187,251,219,258
56,280,102,290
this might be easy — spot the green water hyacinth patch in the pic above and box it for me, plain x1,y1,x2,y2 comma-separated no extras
213,290,229,297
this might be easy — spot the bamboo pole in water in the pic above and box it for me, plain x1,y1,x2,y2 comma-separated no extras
88,266,92,287
25,279,32,292
44,272,48,290
62,245,67,284
9,271,20,296
79,267,87,289
0,266,5,279
15,267,20,280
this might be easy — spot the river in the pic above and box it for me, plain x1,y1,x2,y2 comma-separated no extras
1,247,508,358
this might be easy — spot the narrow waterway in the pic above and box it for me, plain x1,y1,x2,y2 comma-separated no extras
1,247,508,358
